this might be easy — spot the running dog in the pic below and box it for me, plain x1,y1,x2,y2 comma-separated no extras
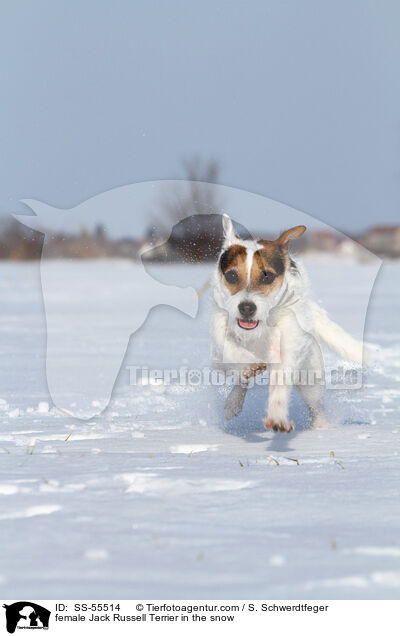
211,215,364,432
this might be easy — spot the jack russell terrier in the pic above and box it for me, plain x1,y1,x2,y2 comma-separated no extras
211,214,364,433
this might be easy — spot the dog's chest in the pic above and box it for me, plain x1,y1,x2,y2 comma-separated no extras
232,324,281,362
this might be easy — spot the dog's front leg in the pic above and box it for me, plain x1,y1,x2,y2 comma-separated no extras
264,380,294,432
225,363,268,419
224,382,249,419
215,338,260,420
264,312,297,433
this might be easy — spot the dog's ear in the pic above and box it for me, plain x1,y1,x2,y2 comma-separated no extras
222,214,237,246
277,225,306,249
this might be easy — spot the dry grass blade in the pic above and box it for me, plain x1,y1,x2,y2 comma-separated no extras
334,460,344,469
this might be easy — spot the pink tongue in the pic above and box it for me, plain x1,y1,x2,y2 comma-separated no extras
238,319,258,329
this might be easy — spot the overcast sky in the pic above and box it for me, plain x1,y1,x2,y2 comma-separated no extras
1,0,399,235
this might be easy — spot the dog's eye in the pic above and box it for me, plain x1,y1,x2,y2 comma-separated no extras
224,270,239,284
259,271,275,285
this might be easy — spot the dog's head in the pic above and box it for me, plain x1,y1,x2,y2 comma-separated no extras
215,214,306,333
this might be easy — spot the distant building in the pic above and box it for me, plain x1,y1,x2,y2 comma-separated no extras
360,226,400,258
303,230,342,253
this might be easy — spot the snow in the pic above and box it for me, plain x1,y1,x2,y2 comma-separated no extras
0,257,399,600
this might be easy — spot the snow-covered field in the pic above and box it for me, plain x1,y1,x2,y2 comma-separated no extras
0,257,399,600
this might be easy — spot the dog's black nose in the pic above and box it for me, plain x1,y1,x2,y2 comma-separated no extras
238,301,257,318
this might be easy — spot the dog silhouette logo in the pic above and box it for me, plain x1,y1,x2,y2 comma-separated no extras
14,181,381,419
3,602,50,633
14,187,199,419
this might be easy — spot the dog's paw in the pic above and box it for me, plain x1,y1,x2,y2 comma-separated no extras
264,417,295,433
242,363,267,380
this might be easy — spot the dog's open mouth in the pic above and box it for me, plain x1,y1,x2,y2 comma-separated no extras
237,319,259,330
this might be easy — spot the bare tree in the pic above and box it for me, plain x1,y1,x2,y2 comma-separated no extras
151,156,223,235
142,157,227,262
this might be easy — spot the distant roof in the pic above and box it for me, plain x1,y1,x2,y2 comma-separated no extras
309,230,339,238
365,225,400,234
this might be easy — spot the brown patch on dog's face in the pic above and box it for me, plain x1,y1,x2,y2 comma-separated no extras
219,244,247,294
249,241,286,295
218,225,306,297
249,225,306,295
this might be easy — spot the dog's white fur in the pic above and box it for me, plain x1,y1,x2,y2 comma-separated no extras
211,215,364,432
